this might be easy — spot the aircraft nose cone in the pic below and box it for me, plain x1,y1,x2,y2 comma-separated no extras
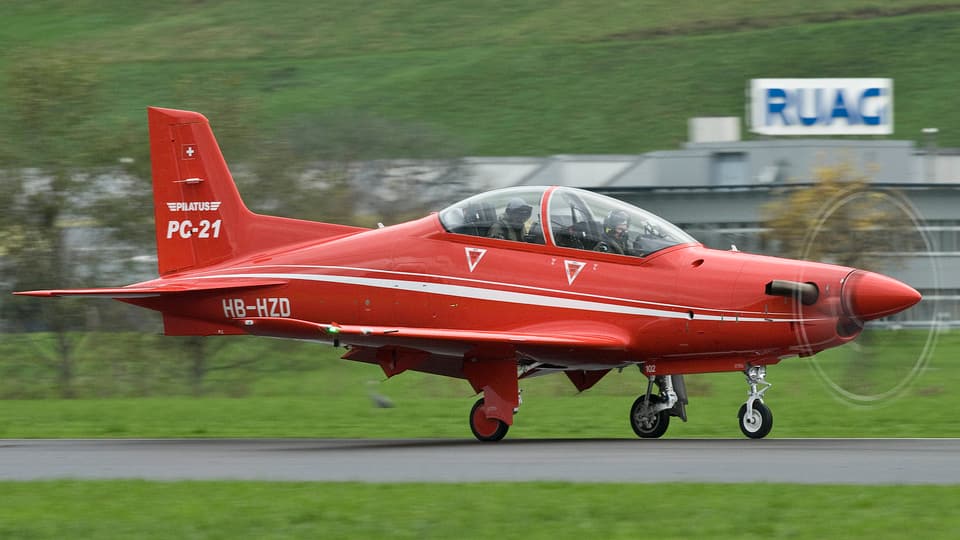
842,271,922,321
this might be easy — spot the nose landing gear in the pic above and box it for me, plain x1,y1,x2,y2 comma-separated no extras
738,365,773,439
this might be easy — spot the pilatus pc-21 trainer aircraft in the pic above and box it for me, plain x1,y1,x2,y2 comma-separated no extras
17,107,922,441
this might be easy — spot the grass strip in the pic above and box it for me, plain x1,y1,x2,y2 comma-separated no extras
0,480,957,539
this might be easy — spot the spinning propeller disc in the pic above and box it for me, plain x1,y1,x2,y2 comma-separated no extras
797,186,940,404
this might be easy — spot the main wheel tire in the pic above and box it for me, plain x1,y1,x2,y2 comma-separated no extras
738,401,774,439
630,394,670,439
470,398,509,442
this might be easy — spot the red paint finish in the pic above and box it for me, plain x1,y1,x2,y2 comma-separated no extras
843,270,923,321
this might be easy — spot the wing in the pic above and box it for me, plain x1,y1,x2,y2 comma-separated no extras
238,316,629,350
13,278,288,298
240,317,630,380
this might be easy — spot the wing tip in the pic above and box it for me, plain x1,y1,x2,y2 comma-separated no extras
12,290,55,297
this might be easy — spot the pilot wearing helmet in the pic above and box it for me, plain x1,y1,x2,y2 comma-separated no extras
488,198,532,242
596,210,630,255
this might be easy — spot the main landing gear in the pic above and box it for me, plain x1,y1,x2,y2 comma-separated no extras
463,358,520,442
630,374,688,438
469,398,510,442
737,365,773,439
465,362,775,441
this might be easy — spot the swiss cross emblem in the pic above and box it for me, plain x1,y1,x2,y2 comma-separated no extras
182,144,198,160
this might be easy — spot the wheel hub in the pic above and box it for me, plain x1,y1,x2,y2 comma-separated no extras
742,410,762,432
636,412,658,431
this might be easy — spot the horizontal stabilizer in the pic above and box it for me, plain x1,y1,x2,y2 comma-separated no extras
14,278,287,298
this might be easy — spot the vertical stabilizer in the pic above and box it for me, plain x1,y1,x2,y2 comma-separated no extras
148,107,365,275
149,107,250,274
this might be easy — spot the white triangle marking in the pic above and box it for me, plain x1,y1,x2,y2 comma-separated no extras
465,248,487,272
565,260,586,285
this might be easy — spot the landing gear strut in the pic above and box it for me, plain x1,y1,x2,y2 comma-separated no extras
738,365,773,439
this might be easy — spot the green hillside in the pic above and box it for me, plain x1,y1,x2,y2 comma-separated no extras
3,1,960,155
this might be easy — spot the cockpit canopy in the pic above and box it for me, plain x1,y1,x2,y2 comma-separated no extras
439,186,697,257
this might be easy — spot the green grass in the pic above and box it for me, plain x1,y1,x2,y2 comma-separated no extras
2,2,960,155
0,329,956,439
6,1,955,61
0,481,958,539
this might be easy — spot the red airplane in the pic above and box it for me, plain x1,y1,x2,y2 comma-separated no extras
16,107,922,441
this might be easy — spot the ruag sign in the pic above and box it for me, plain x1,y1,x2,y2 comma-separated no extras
749,78,893,136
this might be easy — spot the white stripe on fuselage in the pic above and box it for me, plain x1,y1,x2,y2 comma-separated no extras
192,264,771,316
191,268,822,323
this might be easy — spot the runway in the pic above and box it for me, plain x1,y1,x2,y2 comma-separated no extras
1,438,958,484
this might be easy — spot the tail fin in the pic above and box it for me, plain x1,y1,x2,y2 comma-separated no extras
148,107,365,275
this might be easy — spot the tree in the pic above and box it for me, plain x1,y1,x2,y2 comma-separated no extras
761,164,922,269
0,53,142,396
243,110,475,227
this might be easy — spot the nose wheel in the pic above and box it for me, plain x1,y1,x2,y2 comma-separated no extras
738,365,773,439
738,400,773,438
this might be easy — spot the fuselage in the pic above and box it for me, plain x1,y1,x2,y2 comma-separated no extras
125,209,908,376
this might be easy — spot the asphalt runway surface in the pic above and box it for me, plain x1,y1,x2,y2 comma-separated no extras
3,438,959,484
